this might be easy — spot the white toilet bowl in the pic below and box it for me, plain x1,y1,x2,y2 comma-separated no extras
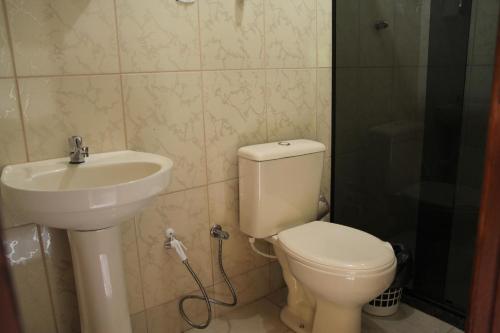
276,221,396,333
236,140,396,333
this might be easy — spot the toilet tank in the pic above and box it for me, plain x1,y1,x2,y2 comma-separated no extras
238,140,325,239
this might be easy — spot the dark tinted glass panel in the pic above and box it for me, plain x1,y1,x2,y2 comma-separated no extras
334,0,499,325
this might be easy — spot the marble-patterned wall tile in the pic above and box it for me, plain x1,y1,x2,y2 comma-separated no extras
267,69,316,142
203,70,266,183
213,264,270,316
357,68,394,139
317,0,333,67
0,4,13,77
0,79,26,168
123,72,206,193
147,300,185,333
116,0,200,72
269,261,285,292
394,0,424,66
199,0,264,70
317,68,332,157
121,219,145,314
392,67,426,121
460,65,493,159
136,187,212,308
335,69,361,156
39,226,80,333
19,75,125,161
131,311,148,333
147,288,215,333
265,0,316,68
359,0,395,67
208,179,268,283
6,0,119,76
3,224,57,333
418,0,431,68
336,0,360,67
334,152,365,229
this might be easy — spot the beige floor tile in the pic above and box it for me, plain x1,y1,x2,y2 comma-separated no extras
362,303,455,333
188,298,289,333
181,291,463,333
448,328,464,333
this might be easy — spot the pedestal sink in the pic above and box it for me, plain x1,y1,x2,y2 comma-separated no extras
1,150,173,333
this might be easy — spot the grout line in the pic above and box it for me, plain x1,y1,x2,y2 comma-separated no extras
264,70,270,142
315,0,318,69
196,0,204,71
195,0,217,289
112,0,129,151
315,66,319,141
158,177,240,198
263,0,270,142
262,0,267,70
1,0,30,162
111,1,142,321
14,66,323,79
35,225,60,333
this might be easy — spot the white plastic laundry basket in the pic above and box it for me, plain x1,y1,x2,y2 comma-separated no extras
363,287,403,316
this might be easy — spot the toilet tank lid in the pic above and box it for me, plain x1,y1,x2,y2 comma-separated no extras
238,140,325,162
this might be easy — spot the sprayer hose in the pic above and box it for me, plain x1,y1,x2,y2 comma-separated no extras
179,239,237,329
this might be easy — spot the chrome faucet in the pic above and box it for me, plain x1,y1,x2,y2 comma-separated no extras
68,136,89,164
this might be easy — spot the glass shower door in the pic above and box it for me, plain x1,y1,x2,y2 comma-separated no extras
334,0,499,326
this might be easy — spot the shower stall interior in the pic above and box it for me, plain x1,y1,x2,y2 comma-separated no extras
333,0,499,328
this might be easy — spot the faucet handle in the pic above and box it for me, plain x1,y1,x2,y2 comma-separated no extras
68,136,82,149
68,136,89,164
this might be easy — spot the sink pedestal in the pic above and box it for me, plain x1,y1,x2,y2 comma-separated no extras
68,226,132,333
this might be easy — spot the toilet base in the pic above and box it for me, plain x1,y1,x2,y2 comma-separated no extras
312,298,361,333
280,306,312,333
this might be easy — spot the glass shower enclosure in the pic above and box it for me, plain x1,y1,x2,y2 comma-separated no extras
334,0,499,327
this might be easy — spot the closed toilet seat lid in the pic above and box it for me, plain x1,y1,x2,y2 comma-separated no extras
278,221,395,271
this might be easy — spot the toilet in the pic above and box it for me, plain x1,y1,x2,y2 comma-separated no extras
238,139,397,333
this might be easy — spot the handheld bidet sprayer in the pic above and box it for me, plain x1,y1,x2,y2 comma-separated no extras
165,228,188,262
164,226,237,329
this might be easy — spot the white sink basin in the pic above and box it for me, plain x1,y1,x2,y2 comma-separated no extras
1,150,172,230
1,149,173,333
